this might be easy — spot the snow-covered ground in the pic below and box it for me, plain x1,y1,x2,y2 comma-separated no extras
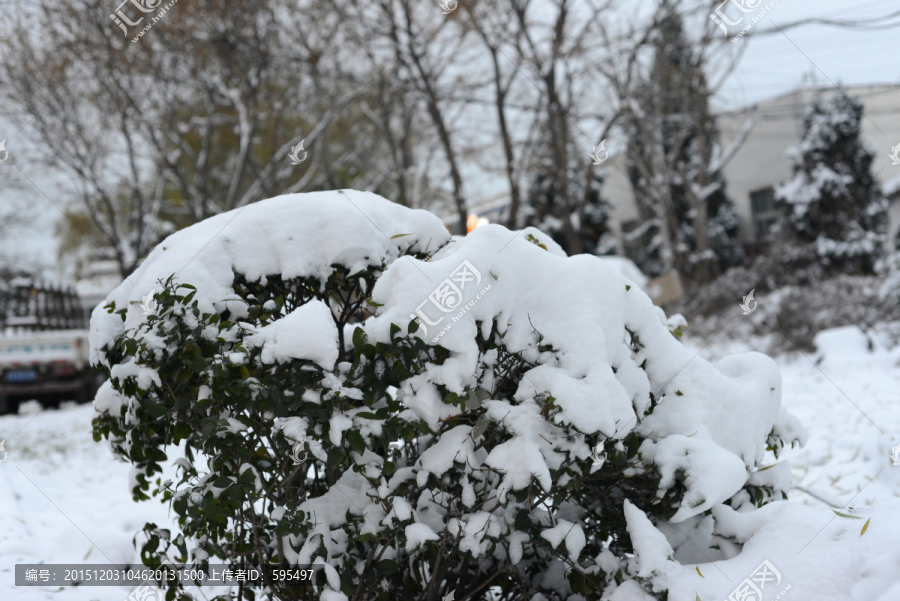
695,323,900,511
0,400,173,601
1,324,898,600
782,326,900,510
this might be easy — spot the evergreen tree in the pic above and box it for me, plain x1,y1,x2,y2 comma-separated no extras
775,94,887,275
523,154,617,256
625,9,745,285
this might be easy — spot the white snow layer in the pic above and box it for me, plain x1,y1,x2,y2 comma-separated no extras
89,189,450,366
6,321,900,600
243,300,339,367
613,496,900,601
595,255,648,288
365,221,800,521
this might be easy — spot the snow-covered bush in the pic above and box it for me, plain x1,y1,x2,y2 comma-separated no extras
91,190,805,600
775,94,887,274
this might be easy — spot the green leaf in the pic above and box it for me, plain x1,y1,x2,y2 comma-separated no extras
176,366,193,385
377,559,399,574
474,387,491,402
326,448,345,469
472,414,490,439
568,569,585,593
514,509,531,531
390,233,413,239
143,400,168,419
861,518,870,536
675,390,683,396
173,421,191,442
525,233,548,250
352,327,368,348
696,566,703,578
347,431,366,455
366,299,383,307
832,510,862,519
626,285,631,291
239,365,250,380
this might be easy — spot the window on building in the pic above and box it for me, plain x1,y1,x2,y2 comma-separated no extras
750,187,779,240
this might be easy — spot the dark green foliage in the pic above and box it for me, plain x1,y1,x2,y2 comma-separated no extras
92,264,795,600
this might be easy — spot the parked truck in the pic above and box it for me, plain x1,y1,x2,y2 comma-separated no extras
0,276,102,415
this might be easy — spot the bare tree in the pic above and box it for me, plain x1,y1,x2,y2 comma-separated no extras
1,0,391,277
0,0,784,277
352,0,480,234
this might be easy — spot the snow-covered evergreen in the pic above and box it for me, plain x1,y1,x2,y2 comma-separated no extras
523,155,617,256
877,248,900,302
775,94,887,274
625,9,746,285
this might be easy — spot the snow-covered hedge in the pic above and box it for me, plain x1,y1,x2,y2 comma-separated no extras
91,190,807,600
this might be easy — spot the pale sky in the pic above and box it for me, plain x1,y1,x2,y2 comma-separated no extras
714,0,900,111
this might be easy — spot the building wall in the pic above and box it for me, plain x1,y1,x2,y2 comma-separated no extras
719,84,900,242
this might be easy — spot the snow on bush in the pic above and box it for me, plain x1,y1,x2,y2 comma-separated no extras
91,190,809,600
